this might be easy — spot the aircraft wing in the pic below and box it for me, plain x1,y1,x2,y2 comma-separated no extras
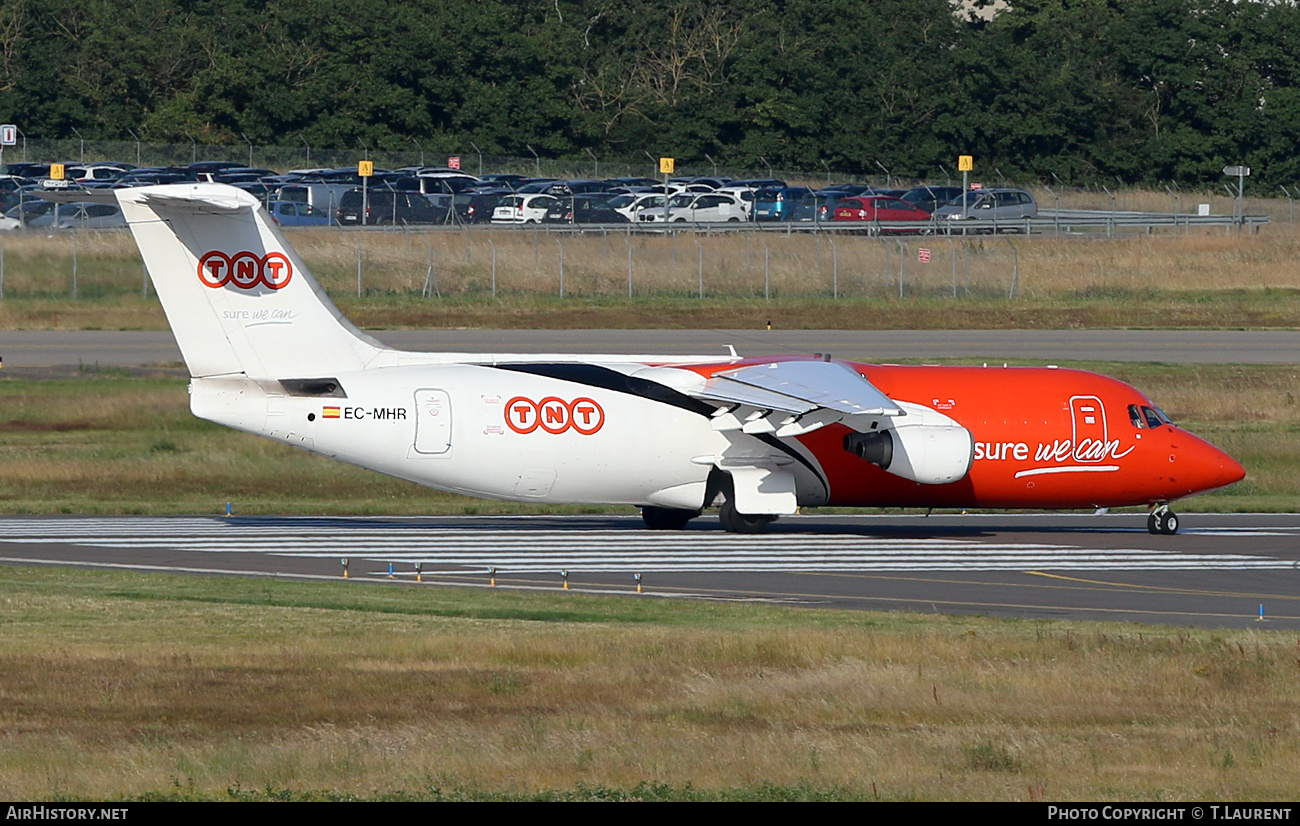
698,360,903,416
681,359,903,437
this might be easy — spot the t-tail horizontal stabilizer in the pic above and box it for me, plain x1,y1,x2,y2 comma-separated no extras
117,183,386,379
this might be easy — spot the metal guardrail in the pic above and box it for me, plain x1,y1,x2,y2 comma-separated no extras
7,199,1270,235
337,208,1271,236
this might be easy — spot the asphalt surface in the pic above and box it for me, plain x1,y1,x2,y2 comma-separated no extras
0,512,1296,629
4,328,1300,368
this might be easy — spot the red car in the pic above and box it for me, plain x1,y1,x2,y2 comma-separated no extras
832,196,932,232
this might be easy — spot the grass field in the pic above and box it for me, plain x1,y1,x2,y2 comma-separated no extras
1,565,1297,801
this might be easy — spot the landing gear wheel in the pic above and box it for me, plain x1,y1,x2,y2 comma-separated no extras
718,498,775,534
641,506,700,531
1147,506,1179,535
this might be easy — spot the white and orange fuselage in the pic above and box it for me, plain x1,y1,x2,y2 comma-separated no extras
105,183,1242,532
191,356,1243,513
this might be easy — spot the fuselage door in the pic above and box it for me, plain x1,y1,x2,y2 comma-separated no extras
1069,395,1107,463
413,389,452,454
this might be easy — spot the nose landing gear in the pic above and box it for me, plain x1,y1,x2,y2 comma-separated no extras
1147,504,1179,535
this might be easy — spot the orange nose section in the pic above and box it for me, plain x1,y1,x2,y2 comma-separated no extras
1175,431,1246,496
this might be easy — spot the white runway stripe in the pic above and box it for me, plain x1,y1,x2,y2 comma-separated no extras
0,517,1293,573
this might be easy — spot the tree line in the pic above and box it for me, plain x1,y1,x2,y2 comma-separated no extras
1,0,1298,187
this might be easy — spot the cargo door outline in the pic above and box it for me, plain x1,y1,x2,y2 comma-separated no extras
1069,395,1106,463
412,389,452,456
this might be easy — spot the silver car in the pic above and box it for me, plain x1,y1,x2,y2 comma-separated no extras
934,188,1038,225
27,202,127,229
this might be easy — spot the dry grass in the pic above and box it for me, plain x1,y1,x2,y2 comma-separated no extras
2,205,1300,331
0,567,1296,800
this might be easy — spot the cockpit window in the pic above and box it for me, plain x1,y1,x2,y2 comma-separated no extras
1142,406,1170,429
1130,404,1174,429
1129,404,1146,428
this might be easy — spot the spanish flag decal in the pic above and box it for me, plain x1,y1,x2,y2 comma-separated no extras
323,406,341,419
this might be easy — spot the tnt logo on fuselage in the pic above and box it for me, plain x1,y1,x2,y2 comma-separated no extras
505,396,604,435
198,251,294,290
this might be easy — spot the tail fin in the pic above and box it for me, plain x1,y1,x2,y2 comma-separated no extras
118,183,386,378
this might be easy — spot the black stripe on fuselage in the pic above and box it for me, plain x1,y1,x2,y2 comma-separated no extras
487,362,829,500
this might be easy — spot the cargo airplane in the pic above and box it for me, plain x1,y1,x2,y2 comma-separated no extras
110,183,1243,534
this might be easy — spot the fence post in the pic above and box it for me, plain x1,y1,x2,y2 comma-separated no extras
356,242,362,297
761,238,770,300
71,234,78,299
489,238,497,298
963,240,970,296
556,237,564,297
422,245,439,298
896,239,905,298
1005,236,1019,299
626,235,633,298
947,237,957,298
694,237,703,298
829,237,838,299
882,236,891,294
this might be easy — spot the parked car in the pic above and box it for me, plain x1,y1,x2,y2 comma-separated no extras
832,196,933,232
4,198,58,225
457,189,511,223
268,200,335,226
514,179,560,193
478,174,531,189
820,183,877,196
640,192,749,223
27,202,127,229
933,188,1038,225
727,178,787,190
491,193,563,224
900,185,965,214
65,164,129,183
607,192,666,221
542,194,630,224
113,167,188,187
335,188,451,225
276,181,358,216
603,177,661,189
752,186,817,221
813,191,864,222
537,179,613,197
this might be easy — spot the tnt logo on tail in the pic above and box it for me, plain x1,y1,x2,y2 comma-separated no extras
198,251,293,290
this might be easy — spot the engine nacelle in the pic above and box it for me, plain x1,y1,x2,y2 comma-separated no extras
886,423,974,485
843,402,974,485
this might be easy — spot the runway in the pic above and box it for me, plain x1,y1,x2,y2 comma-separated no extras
2,512,1297,628
5,328,1300,369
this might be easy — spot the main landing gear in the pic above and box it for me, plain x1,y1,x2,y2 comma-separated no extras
1147,504,1180,535
717,498,777,534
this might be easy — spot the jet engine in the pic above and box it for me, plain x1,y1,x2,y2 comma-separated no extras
843,401,974,485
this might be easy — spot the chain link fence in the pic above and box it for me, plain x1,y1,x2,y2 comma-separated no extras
0,225,1048,303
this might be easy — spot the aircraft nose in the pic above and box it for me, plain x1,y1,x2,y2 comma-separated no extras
1175,432,1246,494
